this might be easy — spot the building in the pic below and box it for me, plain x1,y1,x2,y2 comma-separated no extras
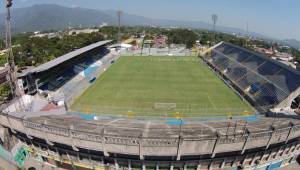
99,22,108,28
153,35,168,48
31,32,61,39
254,47,274,56
68,28,99,35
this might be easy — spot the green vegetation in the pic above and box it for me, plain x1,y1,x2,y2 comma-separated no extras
99,26,198,48
165,29,198,48
1,26,298,69
0,83,11,102
9,32,104,67
72,56,254,117
0,54,6,66
99,26,119,40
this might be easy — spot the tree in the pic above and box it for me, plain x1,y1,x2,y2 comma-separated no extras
0,83,11,102
166,29,198,48
0,54,7,66
10,32,104,67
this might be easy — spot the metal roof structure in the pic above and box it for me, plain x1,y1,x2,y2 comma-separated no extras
20,40,112,76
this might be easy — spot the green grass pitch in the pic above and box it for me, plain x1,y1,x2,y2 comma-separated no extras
71,56,254,117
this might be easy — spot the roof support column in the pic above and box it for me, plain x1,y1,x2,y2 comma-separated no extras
221,158,226,169
285,123,294,144
183,164,187,170
156,163,159,170
142,162,146,170
102,128,109,157
128,160,132,170
139,135,144,160
176,135,183,161
196,163,201,170
170,163,174,170
266,127,275,150
114,158,119,170
241,130,250,155
211,133,220,158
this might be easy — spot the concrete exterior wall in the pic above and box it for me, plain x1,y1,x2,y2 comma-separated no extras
15,138,300,170
0,114,299,159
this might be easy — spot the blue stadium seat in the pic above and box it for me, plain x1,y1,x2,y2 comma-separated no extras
206,42,300,110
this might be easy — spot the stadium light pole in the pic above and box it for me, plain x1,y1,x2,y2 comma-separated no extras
212,14,218,44
246,21,249,37
243,120,248,135
4,0,25,112
176,118,183,160
246,21,250,47
117,10,122,44
140,36,145,56
5,0,20,98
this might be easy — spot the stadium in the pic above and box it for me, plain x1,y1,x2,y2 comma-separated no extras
0,40,300,170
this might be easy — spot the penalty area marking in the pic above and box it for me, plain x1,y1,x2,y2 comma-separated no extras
104,119,123,126
154,103,176,111
207,95,217,110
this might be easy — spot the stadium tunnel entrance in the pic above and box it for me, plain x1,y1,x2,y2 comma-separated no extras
291,96,300,110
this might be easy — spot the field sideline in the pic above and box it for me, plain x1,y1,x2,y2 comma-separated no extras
71,56,254,117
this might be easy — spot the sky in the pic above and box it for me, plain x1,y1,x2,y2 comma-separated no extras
0,0,299,40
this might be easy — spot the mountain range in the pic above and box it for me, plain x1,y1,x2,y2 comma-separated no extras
0,4,299,49
0,4,262,36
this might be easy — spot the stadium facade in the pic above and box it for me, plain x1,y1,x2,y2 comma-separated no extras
0,42,299,170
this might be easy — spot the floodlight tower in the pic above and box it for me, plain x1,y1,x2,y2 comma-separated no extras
5,0,19,98
246,21,249,47
5,0,13,68
117,10,122,44
212,14,218,43
4,0,25,113
246,21,249,36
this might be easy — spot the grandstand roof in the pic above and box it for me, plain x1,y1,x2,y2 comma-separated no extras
20,40,112,76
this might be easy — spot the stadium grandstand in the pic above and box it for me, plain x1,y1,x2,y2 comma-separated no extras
202,42,300,115
18,40,112,95
0,41,300,170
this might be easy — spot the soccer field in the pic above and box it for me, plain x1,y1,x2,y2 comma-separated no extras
71,56,254,117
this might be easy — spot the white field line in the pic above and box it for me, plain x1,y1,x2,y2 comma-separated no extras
207,95,217,110
198,122,217,132
104,119,123,126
